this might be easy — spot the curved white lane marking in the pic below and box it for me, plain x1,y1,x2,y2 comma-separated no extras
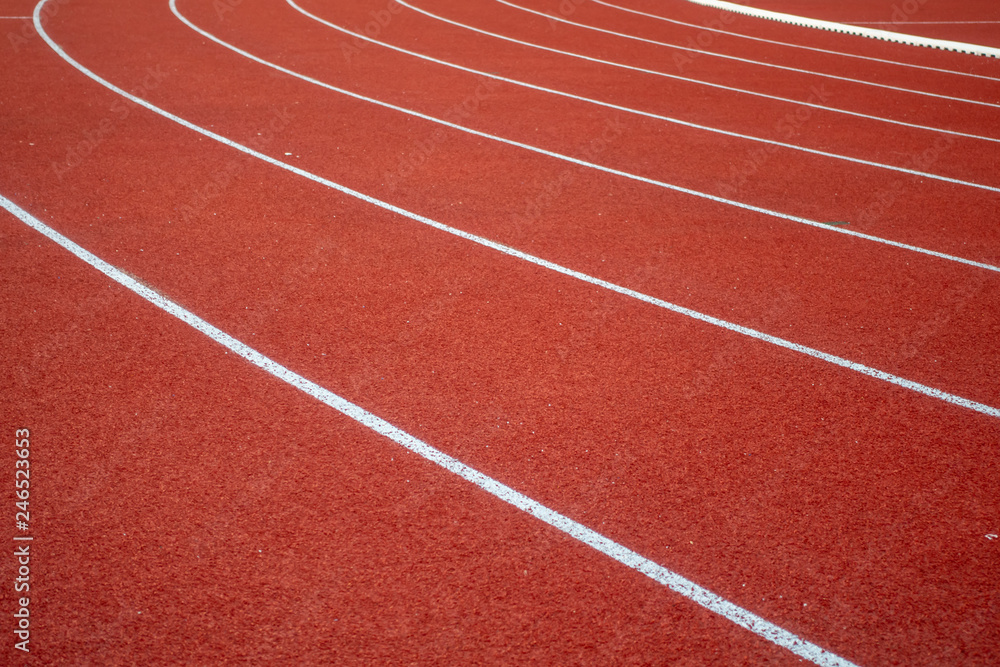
31,0,1000,423
492,0,1000,108
287,0,998,193
0,191,860,667
593,0,1000,82
683,0,1000,58
173,0,1000,272
397,0,1000,143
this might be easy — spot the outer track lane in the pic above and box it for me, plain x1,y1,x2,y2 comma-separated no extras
284,0,1000,197
280,0,1000,266
6,0,999,664
488,0,1000,105
304,0,1000,187
165,0,1000,408
722,0,1000,48
590,0,1000,84
626,0,1000,75
400,0,999,141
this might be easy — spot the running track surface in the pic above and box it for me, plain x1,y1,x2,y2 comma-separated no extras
1,0,999,664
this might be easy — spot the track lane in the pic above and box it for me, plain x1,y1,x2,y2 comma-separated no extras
593,0,1000,84
284,0,999,196
174,0,1000,275
349,0,1000,185
9,0,1000,664
1,204,819,666
548,0,1000,95
491,0,1000,108
7,0,1000,664
638,0,1000,76
401,0,1000,141
1,22,830,666
30,0,1000,412
284,0,1000,262
181,0,1000,406
278,0,1000,240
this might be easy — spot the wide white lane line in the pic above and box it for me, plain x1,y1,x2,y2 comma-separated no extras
492,0,1000,109
683,0,1000,58
0,193,859,667
593,0,1000,82
287,0,998,193
397,0,1000,143
34,0,1000,421
176,1,1000,273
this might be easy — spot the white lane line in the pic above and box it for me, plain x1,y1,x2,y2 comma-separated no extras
288,0,998,193
492,0,1000,109
683,0,1000,58
0,193,860,667
0,16,32,19
594,0,1000,82
397,0,1000,143
34,0,1000,421
176,2,1000,272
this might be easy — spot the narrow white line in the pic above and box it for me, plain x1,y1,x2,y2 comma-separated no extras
0,16,32,19
684,0,1000,58
288,0,998,193
32,0,1000,422
844,20,1000,26
594,0,1000,81
492,0,1000,109
397,0,1000,143
0,192,859,667
177,2,1000,271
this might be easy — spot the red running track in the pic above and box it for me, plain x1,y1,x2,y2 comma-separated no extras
1,0,998,664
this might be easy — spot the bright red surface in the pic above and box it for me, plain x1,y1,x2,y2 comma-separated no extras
2,0,998,664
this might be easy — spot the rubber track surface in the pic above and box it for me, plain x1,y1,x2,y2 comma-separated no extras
1,0,998,664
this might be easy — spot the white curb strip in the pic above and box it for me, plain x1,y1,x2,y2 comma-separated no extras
684,0,1000,58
